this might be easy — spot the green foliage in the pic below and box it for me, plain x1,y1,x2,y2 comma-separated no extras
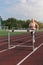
2,18,43,29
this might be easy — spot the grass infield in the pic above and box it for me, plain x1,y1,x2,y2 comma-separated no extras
0,30,27,36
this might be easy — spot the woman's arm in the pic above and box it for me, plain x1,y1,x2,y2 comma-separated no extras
35,22,39,29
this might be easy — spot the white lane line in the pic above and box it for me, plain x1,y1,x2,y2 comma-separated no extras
0,46,16,53
0,49,7,53
0,34,42,53
17,43,43,65
12,34,42,46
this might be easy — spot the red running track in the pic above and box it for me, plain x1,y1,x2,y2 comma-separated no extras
0,32,43,50
0,32,43,65
20,45,43,65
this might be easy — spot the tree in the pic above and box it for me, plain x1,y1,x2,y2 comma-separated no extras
2,17,43,29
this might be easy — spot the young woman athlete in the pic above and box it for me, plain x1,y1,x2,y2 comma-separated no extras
29,18,39,42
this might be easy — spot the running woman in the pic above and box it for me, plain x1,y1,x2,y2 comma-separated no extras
29,18,39,42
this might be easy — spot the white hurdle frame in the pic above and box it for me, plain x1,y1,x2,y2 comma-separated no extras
7,30,35,51
32,30,35,50
8,32,11,49
32,32,35,50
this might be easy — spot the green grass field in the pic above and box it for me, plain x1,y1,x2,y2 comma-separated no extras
0,30,27,36
0,30,8,36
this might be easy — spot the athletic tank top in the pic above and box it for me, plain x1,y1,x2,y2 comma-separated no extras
29,23,36,30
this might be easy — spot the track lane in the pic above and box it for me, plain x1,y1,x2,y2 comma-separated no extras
20,44,43,65
0,32,43,65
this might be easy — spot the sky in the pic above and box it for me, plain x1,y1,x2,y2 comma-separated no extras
0,0,43,22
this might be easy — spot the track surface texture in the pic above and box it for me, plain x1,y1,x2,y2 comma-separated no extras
0,32,43,65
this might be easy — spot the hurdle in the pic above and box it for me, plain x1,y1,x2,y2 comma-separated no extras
7,30,35,51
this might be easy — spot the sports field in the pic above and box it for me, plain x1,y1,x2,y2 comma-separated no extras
0,30,27,36
0,30,43,65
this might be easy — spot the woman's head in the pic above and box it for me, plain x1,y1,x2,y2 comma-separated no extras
31,18,35,23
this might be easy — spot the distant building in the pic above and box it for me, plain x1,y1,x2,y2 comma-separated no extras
0,16,2,29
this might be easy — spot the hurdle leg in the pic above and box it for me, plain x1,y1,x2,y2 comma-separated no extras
32,31,35,50
8,32,11,49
